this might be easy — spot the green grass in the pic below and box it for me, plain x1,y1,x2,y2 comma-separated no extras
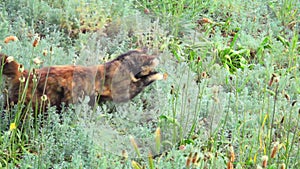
0,0,299,168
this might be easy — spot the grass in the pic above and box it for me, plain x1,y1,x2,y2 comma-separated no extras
0,0,299,168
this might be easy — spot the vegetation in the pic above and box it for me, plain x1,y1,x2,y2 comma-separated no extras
0,0,299,168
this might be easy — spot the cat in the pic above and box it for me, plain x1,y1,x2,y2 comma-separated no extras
0,49,163,113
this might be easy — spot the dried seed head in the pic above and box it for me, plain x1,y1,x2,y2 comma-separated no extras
262,155,268,168
32,74,38,83
274,76,280,83
191,152,199,164
170,85,175,95
197,56,201,62
4,36,18,43
284,93,290,101
269,73,280,86
229,144,235,162
72,57,77,65
121,150,128,160
185,152,200,167
18,64,24,73
33,36,40,47
6,56,14,63
271,142,279,158
201,71,207,78
50,46,54,54
227,161,234,169
163,73,168,80
212,96,219,103
19,76,25,83
291,100,297,106
280,116,285,124
43,49,48,56
41,95,48,101
129,136,140,157
268,74,275,86
186,152,193,167
155,127,161,152
33,57,42,65
96,153,101,159
155,127,161,139
192,152,199,166
32,68,36,75
215,152,218,158
201,18,213,24
148,152,154,166
279,163,286,169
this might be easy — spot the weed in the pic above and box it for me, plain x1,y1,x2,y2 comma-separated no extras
217,33,250,73
0,0,299,168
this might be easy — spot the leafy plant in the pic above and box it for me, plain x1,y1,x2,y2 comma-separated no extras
218,33,250,73
0,0,299,168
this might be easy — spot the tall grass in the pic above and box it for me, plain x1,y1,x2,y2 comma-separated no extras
0,0,299,168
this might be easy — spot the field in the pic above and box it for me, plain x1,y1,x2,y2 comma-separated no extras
0,0,299,168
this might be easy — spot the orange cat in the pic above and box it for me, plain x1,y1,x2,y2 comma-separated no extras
0,50,163,112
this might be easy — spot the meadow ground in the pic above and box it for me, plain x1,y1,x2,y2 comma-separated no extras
0,0,299,168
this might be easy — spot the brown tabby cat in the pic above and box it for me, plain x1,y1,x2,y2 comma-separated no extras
0,49,162,112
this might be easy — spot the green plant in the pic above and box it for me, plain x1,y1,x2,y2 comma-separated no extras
268,0,299,26
218,33,250,73
1,0,300,168
256,36,272,63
